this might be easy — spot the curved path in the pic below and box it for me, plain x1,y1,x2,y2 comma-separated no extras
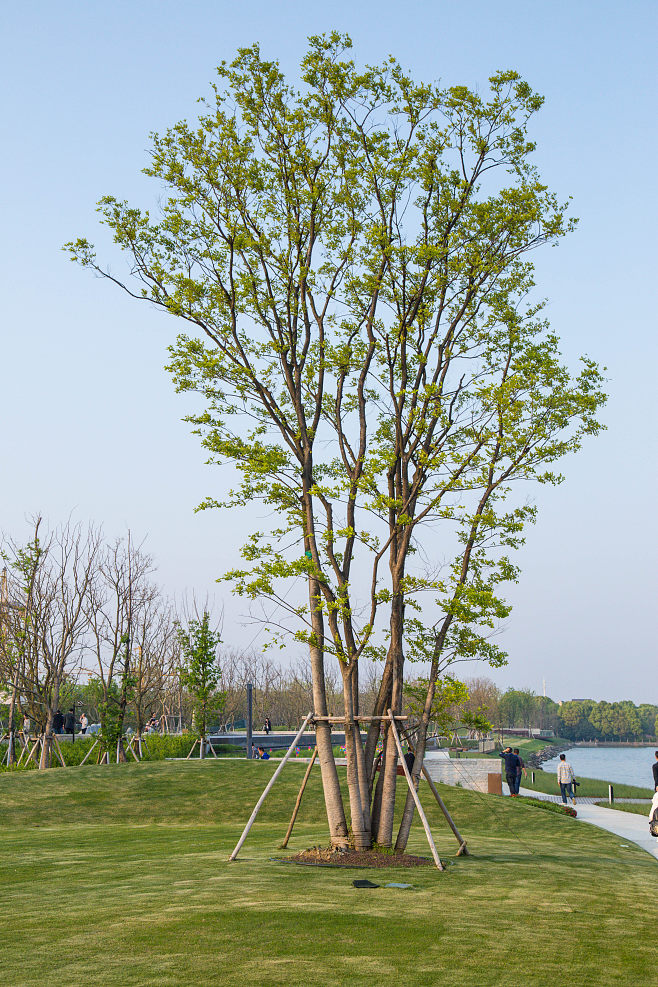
517,785,658,862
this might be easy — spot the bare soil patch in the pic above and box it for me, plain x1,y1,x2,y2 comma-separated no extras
284,846,433,868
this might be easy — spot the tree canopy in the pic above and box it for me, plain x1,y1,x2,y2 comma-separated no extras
67,34,605,849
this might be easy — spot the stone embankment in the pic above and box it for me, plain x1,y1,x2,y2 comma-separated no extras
524,742,571,769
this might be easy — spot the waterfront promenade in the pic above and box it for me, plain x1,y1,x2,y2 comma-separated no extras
513,784,658,862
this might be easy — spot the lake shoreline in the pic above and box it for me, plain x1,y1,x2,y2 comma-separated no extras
573,740,657,748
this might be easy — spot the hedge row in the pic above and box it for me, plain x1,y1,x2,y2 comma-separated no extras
0,734,243,769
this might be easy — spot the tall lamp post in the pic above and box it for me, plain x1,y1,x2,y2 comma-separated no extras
246,683,253,759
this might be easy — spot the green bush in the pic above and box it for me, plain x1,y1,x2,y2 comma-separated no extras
519,796,578,818
136,734,197,760
0,733,246,769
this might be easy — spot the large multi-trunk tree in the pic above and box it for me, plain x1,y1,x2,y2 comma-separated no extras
68,34,604,848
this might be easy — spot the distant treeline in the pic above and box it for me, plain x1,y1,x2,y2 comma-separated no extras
489,687,658,742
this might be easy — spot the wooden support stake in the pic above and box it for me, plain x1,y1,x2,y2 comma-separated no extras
79,738,99,766
312,715,409,722
229,712,314,861
400,725,468,856
126,737,140,762
186,738,199,760
23,737,41,768
52,735,67,768
280,746,318,849
16,736,34,767
388,710,443,871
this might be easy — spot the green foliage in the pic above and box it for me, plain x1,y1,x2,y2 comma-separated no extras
0,733,238,769
519,796,578,818
557,699,658,742
93,643,137,755
134,733,198,760
66,34,606,817
177,612,225,738
405,675,469,736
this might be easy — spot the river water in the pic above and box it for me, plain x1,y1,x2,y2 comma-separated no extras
542,746,657,791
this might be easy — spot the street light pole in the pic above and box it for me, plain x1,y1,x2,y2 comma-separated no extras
246,683,253,759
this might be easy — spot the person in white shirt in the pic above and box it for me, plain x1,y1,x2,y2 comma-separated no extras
648,790,658,833
556,753,576,805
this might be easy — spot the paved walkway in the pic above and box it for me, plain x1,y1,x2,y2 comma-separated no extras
516,785,658,862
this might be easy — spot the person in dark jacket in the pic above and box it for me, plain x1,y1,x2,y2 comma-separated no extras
652,751,658,791
64,709,76,735
52,710,64,734
499,747,521,796
513,747,527,795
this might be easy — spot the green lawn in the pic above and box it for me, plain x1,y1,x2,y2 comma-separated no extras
517,768,652,799
596,800,652,816
0,760,656,986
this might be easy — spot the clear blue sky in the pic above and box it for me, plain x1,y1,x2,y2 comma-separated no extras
1,0,656,702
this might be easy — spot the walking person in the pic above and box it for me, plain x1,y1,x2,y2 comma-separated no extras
53,710,64,734
513,747,527,796
64,708,76,736
557,753,577,805
499,746,521,797
648,787,658,837
652,751,658,791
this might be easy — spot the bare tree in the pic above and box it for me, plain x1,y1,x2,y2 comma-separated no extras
131,596,177,740
85,534,156,762
0,517,101,768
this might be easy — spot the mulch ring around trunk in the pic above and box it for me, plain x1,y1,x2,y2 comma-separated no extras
280,846,434,868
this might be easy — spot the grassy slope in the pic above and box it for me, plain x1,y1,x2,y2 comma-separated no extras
0,761,656,987
598,801,652,816
519,769,652,799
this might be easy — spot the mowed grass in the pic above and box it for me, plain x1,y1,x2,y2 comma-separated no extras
598,801,652,816
505,765,652,799
0,760,656,987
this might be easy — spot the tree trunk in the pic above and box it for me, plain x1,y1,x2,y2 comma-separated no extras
364,657,393,792
6,673,20,766
370,727,388,839
374,590,404,846
308,574,348,848
341,662,370,848
39,708,54,770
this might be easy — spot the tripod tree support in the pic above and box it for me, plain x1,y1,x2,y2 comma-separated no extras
79,738,100,766
400,724,468,856
280,746,318,849
229,712,313,861
186,736,218,759
388,710,443,871
52,735,67,768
